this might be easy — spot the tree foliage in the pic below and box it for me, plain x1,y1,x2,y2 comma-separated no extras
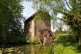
0,0,23,44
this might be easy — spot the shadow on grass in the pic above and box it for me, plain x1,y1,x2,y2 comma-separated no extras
76,45,81,53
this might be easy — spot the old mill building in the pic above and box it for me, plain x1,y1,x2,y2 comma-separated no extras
24,10,52,41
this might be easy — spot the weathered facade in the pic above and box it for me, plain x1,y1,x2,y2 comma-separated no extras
24,11,51,41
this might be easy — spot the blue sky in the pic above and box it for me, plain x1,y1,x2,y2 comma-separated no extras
22,1,36,18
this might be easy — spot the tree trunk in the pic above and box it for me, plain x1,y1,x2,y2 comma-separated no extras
79,33,81,46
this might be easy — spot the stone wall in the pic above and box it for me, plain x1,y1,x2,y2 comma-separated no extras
35,20,51,37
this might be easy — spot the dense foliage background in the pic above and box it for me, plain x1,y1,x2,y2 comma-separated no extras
0,0,26,44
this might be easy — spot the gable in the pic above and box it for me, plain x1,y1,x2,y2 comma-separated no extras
25,10,52,23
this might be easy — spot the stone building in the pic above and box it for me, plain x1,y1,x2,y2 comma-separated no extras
24,10,51,41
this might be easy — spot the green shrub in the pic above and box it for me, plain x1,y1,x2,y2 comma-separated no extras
52,44,76,54
50,33,81,54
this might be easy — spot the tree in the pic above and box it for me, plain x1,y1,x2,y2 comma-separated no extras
0,0,23,44
27,0,81,45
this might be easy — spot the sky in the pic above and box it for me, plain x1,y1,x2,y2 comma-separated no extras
22,1,36,18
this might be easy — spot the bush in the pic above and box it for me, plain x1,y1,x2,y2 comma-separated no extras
5,36,27,44
53,44,76,54
50,33,81,54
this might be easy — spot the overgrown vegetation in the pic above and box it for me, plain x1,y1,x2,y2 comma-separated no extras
0,0,29,47
50,33,81,54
